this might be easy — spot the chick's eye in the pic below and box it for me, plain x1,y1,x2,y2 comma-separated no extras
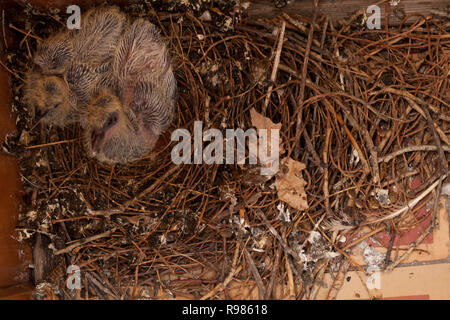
105,114,118,128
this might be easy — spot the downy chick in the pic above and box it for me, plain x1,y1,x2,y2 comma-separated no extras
23,6,126,126
82,19,177,164
23,74,74,126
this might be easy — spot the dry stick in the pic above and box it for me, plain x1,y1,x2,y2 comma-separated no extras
282,13,321,46
280,64,409,184
2,10,7,49
367,175,446,224
87,266,120,298
280,66,374,175
430,178,445,229
342,226,386,251
299,211,327,254
85,272,119,299
243,247,266,299
262,20,286,115
381,170,419,188
25,138,81,149
310,260,328,300
54,228,117,255
319,95,371,176
422,104,449,174
378,145,450,163
383,88,447,173
309,16,329,172
89,165,179,217
294,0,319,159
123,165,179,207
434,123,450,146
264,243,281,300
8,23,42,41
255,210,316,297
326,260,350,300
254,209,297,257
86,279,106,299
378,87,440,114
0,59,24,81
384,228,397,269
280,63,409,123
200,242,241,300
386,177,445,271
332,98,381,186
283,64,381,182
323,120,332,215
48,165,84,200
285,250,302,283
303,211,366,273
289,93,324,171
284,254,296,300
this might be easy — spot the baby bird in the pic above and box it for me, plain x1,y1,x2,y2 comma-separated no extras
23,6,126,126
23,74,75,126
82,19,177,164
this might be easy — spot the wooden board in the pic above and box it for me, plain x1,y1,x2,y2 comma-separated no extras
243,0,450,26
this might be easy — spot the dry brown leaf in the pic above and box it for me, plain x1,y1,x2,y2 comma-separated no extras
250,108,284,153
249,108,284,177
125,215,142,226
275,157,309,211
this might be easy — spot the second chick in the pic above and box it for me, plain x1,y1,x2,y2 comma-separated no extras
82,19,177,164
23,6,126,127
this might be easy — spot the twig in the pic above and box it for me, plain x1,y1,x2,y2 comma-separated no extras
342,226,386,251
85,272,119,299
200,242,241,300
243,246,266,299
54,228,117,255
326,260,350,300
0,59,24,81
309,260,328,300
377,86,440,114
264,243,281,300
288,93,324,171
254,209,298,257
9,23,42,41
284,253,296,300
386,176,444,271
262,20,286,114
384,229,396,269
368,175,446,224
294,0,319,158
2,10,7,49
25,138,81,149
422,103,449,174
88,165,179,217
323,120,331,215
378,145,450,163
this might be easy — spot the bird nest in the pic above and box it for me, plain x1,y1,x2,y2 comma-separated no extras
2,2,449,299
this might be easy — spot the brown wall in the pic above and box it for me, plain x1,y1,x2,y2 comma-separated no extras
0,67,33,299
0,1,32,299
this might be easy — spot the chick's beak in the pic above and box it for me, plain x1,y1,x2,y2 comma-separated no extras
91,126,105,154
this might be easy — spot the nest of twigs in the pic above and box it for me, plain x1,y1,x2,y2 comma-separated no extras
2,1,449,300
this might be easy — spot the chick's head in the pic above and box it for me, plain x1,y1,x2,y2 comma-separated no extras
34,32,73,74
23,74,74,127
82,91,143,164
